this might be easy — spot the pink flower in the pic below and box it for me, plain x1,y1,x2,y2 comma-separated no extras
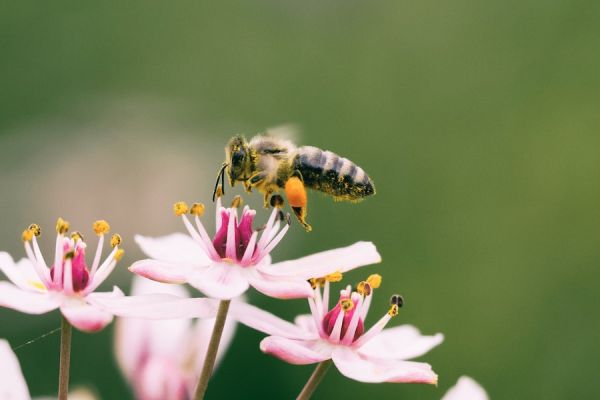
0,338,97,400
130,199,381,300
231,274,443,384
0,339,30,400
0,219,215,332
115,277,236,400
442,376,489,400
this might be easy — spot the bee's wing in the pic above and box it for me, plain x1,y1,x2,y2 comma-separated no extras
264,123,302,143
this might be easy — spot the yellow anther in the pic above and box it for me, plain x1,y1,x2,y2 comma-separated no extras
340,299,354,312
325,271,343,283
110,234,122,248
56,218,70,234
308,277,326,289
22,229,34,242
190,203,205,216
114,249,125,262
388,304,399,317
28,224,41,237
70,232,84,242
356,281,372,296
93,220,110,235
230,195,243,208
173,201,189,216
215,186,224,199
367,274,382,289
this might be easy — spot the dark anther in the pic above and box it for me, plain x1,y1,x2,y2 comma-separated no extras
270,194,284,208
390,294,404,308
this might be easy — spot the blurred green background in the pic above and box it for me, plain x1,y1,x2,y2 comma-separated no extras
1,1,599,399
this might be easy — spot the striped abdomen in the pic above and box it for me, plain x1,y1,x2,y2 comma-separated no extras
292,146,375,201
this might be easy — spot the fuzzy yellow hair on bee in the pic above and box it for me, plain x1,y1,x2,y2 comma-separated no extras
213,133,375,231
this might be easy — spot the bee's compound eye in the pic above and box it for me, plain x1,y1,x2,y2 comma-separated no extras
232,150,245,164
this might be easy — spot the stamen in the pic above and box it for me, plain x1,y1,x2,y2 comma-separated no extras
356,281,372,296
56,218,70,234
325,271,343,283
63,258,74,295
322,280,330,317
342,296,364,345
110,234,122,248
329,307,346,343
270,194,284,208
388,295,403,317
190,203,205,216
27,224,41,237
230,195,243,208
22,230,34,242
92,220,110,235
260,221,290,256
340,299,354,312
193,215,221,260
114,249,125,262
70,232,84,242
240,231,258,265
390,294,404,308
367,274,382,289
173,201,189,216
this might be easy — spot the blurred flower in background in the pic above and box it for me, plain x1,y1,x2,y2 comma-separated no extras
115,276,236,400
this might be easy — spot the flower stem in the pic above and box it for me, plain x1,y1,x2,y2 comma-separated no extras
58,316,72,400
193,299,231,400
297,359,333,400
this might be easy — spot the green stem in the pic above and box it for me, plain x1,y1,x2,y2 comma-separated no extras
193,299,231,400
296,359,333,400
58,316,72,400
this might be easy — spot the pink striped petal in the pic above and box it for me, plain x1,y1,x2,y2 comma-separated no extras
230,301,313,340
187,264,249,300
260,241,381,279
357,325,444,360
60,300,114,332
0,281,60,314
0,339,31,400
294,314,319,336
260,336,331,365
0,253,46,292
88,291,218,320
331,347,438,384
246,270,313,299
129,259,193,284
442,376,489,400
135,233,211,266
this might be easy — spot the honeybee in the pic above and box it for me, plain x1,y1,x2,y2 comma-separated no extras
214,134,375,231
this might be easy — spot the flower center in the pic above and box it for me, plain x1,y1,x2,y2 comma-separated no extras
50,239,90,292
321,294,365,343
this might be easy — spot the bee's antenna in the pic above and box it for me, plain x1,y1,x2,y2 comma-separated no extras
212,163,228,202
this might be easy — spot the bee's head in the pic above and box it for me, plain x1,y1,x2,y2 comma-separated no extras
225,135,253,185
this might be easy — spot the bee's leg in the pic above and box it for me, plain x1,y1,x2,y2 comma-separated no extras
285,171,312,232
263,189,273,209
243,180,252,193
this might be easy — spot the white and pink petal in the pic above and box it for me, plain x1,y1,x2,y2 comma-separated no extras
187,264,249,300
357,325,444,361
260,336,331,365
0,282,60,314
60,298,114,333
260,241,381,280
129,259,193,284
135,233,211,266
442,376,489,400
331,347,438,384
230,301,313,340
0,339,31,400
246,269,313,300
